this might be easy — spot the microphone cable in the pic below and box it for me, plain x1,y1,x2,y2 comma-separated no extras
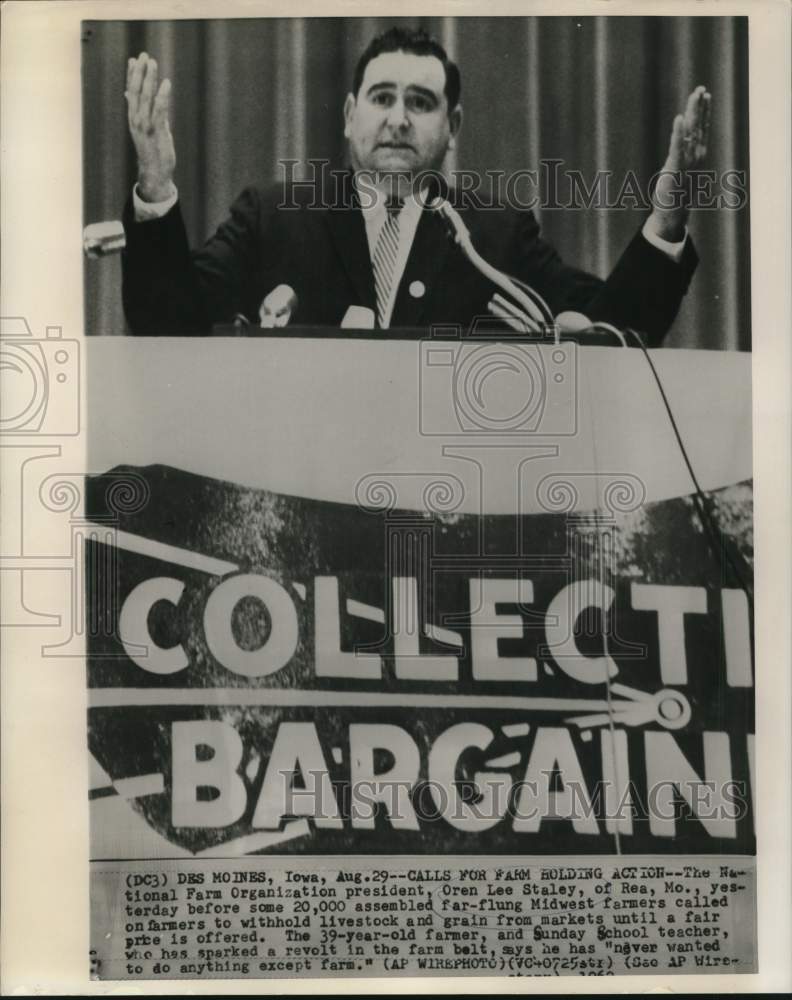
586,326,753,851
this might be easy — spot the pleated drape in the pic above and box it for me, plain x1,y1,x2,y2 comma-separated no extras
83,16,749,348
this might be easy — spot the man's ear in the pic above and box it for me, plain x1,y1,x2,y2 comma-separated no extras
343,93,356,139
449,103,463,142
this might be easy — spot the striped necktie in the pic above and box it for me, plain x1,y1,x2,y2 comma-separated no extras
372,198,403,328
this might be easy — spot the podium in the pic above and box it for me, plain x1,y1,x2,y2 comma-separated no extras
88,331,752,515
85,332,755,860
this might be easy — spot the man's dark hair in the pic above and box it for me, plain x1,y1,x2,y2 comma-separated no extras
352,27,461,112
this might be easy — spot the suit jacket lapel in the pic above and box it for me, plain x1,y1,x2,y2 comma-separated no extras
320,170,455,327
391,199,453,327
322,172,376,313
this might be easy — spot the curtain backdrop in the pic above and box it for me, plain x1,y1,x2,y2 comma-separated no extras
83,16,750,348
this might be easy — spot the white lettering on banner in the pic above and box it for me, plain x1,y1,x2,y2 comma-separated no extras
631,583,707,685
171,720,246,827
513,727,599,835
721,588,753,687
393,577,458,681
116,573,753,695
251,722,343,830
163,720,749,838
428,723,510,832
119,577,188,674
469,578,538,682
315,576,381,680
204,574,298,678
600,728,633,836
349,724,421,830
545,581,618,684
646,731,737,839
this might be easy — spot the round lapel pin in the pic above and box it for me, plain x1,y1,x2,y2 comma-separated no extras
409,280,426,299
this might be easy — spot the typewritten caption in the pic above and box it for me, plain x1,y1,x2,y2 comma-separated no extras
91,855,756,979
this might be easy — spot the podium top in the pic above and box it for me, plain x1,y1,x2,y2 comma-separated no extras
211,323,632,347
88,338,751,515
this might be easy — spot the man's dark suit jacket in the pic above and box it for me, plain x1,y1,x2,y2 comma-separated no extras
122,171,698,346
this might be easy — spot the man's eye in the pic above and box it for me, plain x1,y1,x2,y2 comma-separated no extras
372,92,393,106
407,95,431,112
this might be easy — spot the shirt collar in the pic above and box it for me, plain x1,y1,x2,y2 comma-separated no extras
352,172,431,216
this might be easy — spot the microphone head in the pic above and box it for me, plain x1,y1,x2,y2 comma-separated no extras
341,305,375,330
555,310,592,333
259,284,298,328
83,220,126,258
429,198,470,245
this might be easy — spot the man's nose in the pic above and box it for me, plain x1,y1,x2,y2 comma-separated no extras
384,98,409,129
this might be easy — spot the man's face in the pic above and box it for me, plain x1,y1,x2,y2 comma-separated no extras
344,50,461,178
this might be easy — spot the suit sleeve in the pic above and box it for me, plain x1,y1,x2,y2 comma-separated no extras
512,212,699,347
122,187,262,335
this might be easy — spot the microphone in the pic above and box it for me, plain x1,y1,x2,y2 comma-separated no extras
83,220,126,258
429,198,555,328
555,311,592,333
341,305,375,329
554,312,629,346
430,202,630,348
259,285,297,328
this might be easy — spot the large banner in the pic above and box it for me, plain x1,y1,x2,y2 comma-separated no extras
87,466,755,859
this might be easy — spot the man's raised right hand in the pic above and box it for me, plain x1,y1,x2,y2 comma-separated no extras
126,52,176,203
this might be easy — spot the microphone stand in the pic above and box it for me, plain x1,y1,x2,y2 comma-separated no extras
429,197,557,335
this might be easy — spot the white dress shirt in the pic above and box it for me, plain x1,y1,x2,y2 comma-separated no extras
355,182,427,329
132,181,687,327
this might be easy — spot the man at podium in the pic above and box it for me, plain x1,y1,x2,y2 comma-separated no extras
121,27,710,344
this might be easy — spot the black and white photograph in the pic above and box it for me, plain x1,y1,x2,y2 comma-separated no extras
81,11,759,982
1,2,790,994
83,16,750,347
